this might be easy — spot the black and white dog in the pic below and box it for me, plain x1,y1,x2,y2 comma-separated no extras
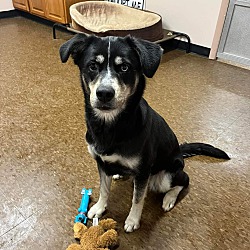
59,34,229,233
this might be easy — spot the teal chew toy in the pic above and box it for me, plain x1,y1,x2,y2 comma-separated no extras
75,188,92,224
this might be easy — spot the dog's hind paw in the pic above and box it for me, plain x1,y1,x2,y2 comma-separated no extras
87,202,107,219
124,217,140,233
162,186,183,212
162,198,176,212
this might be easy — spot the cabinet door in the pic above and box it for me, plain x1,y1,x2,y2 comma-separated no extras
12,0,29,11
45,0,66,23
28,0,46,17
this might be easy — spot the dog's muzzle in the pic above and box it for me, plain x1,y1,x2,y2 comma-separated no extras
96,86,115,110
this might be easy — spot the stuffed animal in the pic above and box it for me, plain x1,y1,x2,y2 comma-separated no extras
66,218,119,250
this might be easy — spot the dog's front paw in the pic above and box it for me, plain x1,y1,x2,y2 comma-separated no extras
87,202,107,219
124,215,140,233
112,174,123,180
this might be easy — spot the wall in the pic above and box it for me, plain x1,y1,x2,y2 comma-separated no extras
0,0,14,11
3,0,223,49
145,0,222,48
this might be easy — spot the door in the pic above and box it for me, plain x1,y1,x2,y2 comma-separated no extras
45,0,65,23
28,0,46,17
217,0,250,67
12,0,29,11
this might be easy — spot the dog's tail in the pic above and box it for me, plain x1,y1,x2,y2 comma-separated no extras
180,143,230,159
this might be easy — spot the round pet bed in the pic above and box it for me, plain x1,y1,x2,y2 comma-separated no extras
70,1,163,42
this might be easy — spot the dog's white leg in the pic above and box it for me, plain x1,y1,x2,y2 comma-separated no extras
162,186,183,212
88,168,112,219
124,178,148,233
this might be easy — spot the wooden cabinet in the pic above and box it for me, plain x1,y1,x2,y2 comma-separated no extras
29,0,46,17
12,0,29,11
45,0,65,23
12,0,90,24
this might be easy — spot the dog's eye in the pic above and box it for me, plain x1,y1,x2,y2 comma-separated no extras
89,62,99,72
120,64,129,72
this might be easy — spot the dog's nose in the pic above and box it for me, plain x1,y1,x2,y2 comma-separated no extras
96,87,115,103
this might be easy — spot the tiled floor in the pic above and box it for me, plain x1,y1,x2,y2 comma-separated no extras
0,16,249,250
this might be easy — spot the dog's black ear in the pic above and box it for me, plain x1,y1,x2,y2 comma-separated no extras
59,33,88,64
126,36,163,78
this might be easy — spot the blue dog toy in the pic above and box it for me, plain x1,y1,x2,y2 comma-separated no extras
75,188,92,224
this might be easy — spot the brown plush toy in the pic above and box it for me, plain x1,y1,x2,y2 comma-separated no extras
66,218,119,250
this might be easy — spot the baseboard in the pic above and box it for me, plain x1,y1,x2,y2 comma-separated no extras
0,9,54,27
177,40,210,57
0,10,19,18
18,10,55,27
161,39,210,57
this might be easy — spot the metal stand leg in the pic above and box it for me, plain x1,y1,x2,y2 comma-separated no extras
173,32,191,53
52,23,58,39
52,23,70,39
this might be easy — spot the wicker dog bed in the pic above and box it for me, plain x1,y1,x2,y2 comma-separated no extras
70,1,163,42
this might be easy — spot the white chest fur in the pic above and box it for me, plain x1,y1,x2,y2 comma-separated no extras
88,144,140,169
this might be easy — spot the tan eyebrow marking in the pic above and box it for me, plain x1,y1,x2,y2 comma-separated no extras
96,55,105,64
114,56,123,65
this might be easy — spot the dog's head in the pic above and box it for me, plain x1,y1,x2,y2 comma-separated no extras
60,34,163,121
